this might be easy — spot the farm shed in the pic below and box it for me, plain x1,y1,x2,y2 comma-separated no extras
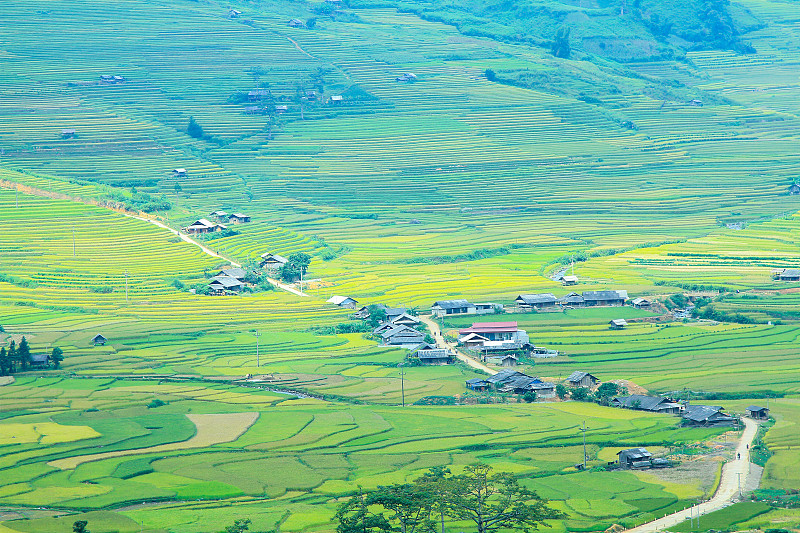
29,353,49,368
183,219,225,234
465,378,490,391
682,405,735,426
61,129,76,138
566,371,599,388
431,299,476,317
562,275,578,286
381,325,425,347
92,334,108,346
328,295,359,309
209,275,243,295
396,73,417,82
248,89,271,101
776,268,800,281
475,302,503,314
260,252,288,270
288,18,305,27
631,297,651,309
228,213,251,224
609,319,628,330
527,380,556,398
410,348,453,365
229,8,242,17
746,405,769,419
172,168,188,177
612,395,683,414
485,354,518,367
352,306,371,320
210,210,228,219
558,292,585,307
583,290,628,306
789,183,800,195
617,448,652,468
218,267,246,281
515,294,557,311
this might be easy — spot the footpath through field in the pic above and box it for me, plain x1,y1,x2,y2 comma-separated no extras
627,417,759,533
0,179,308,297
419,315,496,374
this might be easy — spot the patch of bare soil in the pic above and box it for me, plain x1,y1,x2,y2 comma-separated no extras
645,456,724,496
609,379,648,395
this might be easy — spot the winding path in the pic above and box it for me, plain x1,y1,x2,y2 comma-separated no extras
418,314,496,374
627,417,759,533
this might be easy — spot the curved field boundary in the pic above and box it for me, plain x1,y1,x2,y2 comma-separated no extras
48,412,259,470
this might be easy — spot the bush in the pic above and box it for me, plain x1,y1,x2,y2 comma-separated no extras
89,285,113,294
147,399,166,409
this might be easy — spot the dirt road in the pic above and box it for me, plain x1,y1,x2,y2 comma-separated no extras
627,417,759,533
418,315,496,374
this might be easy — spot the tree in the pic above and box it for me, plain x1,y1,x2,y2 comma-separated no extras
555,383,568,400
485,69,497,82
187,116,204,139
522,391,537,403
367,304,388,328
551,27,571,59
279,252,312,282
571,387,590,401
368,483,435,533
8,340,16,373
445,464,564,533
415,467,452,533
0,347,9,375
18,336,31,370
335,490,392,533
73,520,89,533
595,382,620,403
51,347,64,369
224,518,251,533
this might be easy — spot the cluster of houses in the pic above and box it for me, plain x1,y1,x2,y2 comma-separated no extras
182,211,251,234
99,74,125,83
458,321,533,364
514,290,636,311
244,89,343,115
396,73,417,82
207,267,247,295
466,369,557,398
610,393,739,427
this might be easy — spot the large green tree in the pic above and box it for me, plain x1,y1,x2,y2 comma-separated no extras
368,483,435,533
0,347,10,375
335,490,392,533
445,464,564,533
51,347,64,369
17,336,31,370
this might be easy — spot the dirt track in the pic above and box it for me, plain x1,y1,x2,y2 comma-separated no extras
419,315,496,374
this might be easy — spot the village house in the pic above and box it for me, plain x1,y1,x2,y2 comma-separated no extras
61,129,76,138
29,353,50,368
209,275,243,295
218,267,246,281
558,292,585,307
458,322,524,342
228,8,242,18
474,302,503,314
100,74,114,82
485,354,518,367
328,295,359,309
561,275,578,286
288,18,305,27
460,333,488,349
612,394,683,414
113,75,125,83
183,218,225,234
583,290,628,306
485,369,526,388
248,89,271,101
631,297,651,309
465,378,490,391
746,405,770,419
227,213,251,224
259,252,288,271
379,306,407,321
609,319,628,330
390,313,420,327
409,347,454,365
396,73,417,82
690,99,703,107
431,299,476,317
275,105,288,114
774,268,800,281
372,322,396,336
617,448,652,469
515,294,557,311
381,325,425,347
210,210,228,219
566,371,599,388
172,168,188,177
479,369,555,398
789,183,800,195
330,95,343,104
682,404,735,426
92,334,107,346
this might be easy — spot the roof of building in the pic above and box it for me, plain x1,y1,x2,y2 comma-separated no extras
210,275,242,288
516,294,557,304
188,218,215,228
566,371,596,382
92,334,107,341
615,395,677,411
391,313,420,324
331,95,343,101
260,252,288,263
486,353,519,362
62,129,76,134
466,378,489,385
30,353,49,363
559,292,585,303
610,319,628,327
780,269,800,277
220,267,246,280
460,333,489,342
432,299,475,309
562,275,579,282
485,369,524,384
173,168,187,173
328,295,357,306
459,322,518,335
210,210,228,217
683,405,728,422
617,447,652,459
230,213,249,218
584,290,629,301
415,349,452,359
632,297,651,305
381,325,424,340
747,405,768,412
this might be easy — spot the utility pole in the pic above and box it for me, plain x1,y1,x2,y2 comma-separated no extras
399,363,405,407
125,271,129,303
581,420,588,469
254,331,261,367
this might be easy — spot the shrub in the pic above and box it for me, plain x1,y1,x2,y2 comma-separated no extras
89,285,113,294
147,399,166,409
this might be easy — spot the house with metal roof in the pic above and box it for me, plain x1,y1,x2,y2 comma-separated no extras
617,448,652,468
683,405,735,426
381,325,425,347
631,297,652,309
228,213,251,224
612,395,683,414
431,299,476,317
558,292,585,307
566,371,599,388
561,275,579,286
746,405,769,419
485,354,518,367
327,295,359,309
465,378,490,391
485,369,525,387
583,290,629,306
515,294,558,311
609,319,628,330
776,268,800,281
410,348,454,365
218,267,246,281
458,322,520,342
390,313,420,327
183,218,225,234
29,352,50,368
209,275,243,295
92,334,108,346
260,252,288,270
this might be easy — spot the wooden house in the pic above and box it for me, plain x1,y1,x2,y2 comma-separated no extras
172,168,188,177
789,183,800,195
474,302,503,314
566,371,598,388
381,325,425,346
485,354,518,367
584,290,628,306
617,448,652,469
410,348,453,365
485,369,526,388
631,297,651,309
218,267,246,281
465,378,490,391
431,299,476,317
228,213,251,224
612,395,683,414
609,319,628,330
460,333,488,348
209,275,243,295
183,218,225,234
776,268,800,281
229,8,242,18
209,210,228,219
92,334,108,346
558,292,585,307
260,252,288,270
561,275,578,286
390,313,420,327
61,129,76,138
288,18,305,27
352,306,371,320
746,405,769,419
683,405,735,426
458,322,522,342
515,294,557,311
328,295,359,309
29,353,49,368
526,380,556,398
